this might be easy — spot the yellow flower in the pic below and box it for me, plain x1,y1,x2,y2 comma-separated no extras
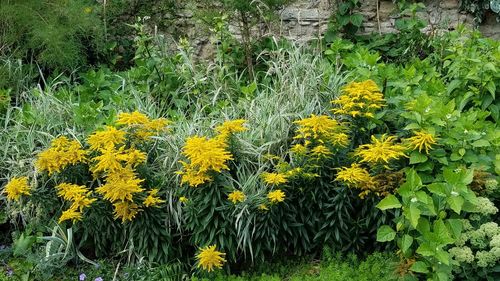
227,190,245,204
3,177,31,202
258,204,269,211
135,118,171,140
83,7,92,14
354,135,407,165
262,172,288,185
70,194,96,212
332,80,384,118
58,206,83,223
55,183,88,201
143,189,165,207
36,136,87,175
330,133,350,147
90,147,124,174
96,167,144,202
311,145,332,157
267,189,285,203
113,201,141,223
335,164,372,186
87,126,126,151
90,147,146,175
294,114,341,140
215,119,247,141
196,245,227,272
179,196,188,203
116,111,150,126
290,144,307,155
178,136,233,187
406,131,437,154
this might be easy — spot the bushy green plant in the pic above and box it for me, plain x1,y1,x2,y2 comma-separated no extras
0,0,105,72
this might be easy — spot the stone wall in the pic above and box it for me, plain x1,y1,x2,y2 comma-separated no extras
279,0,499,40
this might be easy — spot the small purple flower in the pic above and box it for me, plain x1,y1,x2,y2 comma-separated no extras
79,273,87,281
94,277,103,281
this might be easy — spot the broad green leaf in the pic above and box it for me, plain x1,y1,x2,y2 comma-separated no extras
472,139,490,147
376,195,402,210
404,203,421,228
377,225,396,242
434,220,453,245
416,242,434,256
410,151,428,164
415,191,431,204
427,183,448,196
406,169,422,188
447,195,464,214
447,219,463,239
435,249,450,265
401,234,413,255
410,261,429,273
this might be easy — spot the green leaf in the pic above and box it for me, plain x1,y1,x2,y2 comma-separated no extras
472,139,490,147
401,234,413,255
427,183,448,197
416,242,434,256
410,151,428,164
435,249,450,265
376,195,402,210
377,225,396,242
434,220,453,245
406,169,422,188
447,219,463,239
447,195,464,214
410,261,429,273
404,203,421,228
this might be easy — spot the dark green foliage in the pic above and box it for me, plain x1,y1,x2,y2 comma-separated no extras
0,0,105,72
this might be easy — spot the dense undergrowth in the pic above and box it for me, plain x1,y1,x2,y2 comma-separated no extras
0,1,499,281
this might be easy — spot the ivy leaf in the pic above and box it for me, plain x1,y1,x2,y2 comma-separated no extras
447,195,464,214
410,261,429,273
377,225,396,242
376,195,402,210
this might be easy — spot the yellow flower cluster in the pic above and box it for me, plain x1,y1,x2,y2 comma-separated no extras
143,189,165,207
291,114,349,160
335,164,372,186
406,131,437,154
267,189,285,203
227,190,245,204
3,177,31,202
332,80,385,118
113,201,141,222
262,172,288,185
88,127,147,222
196,245,227,272
294,114,344,142
36,136,87,175
56,183,96,223
116,111,170,141
354,135,407,166
215,119,247,143
84,112,169,222
178,120,246,187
